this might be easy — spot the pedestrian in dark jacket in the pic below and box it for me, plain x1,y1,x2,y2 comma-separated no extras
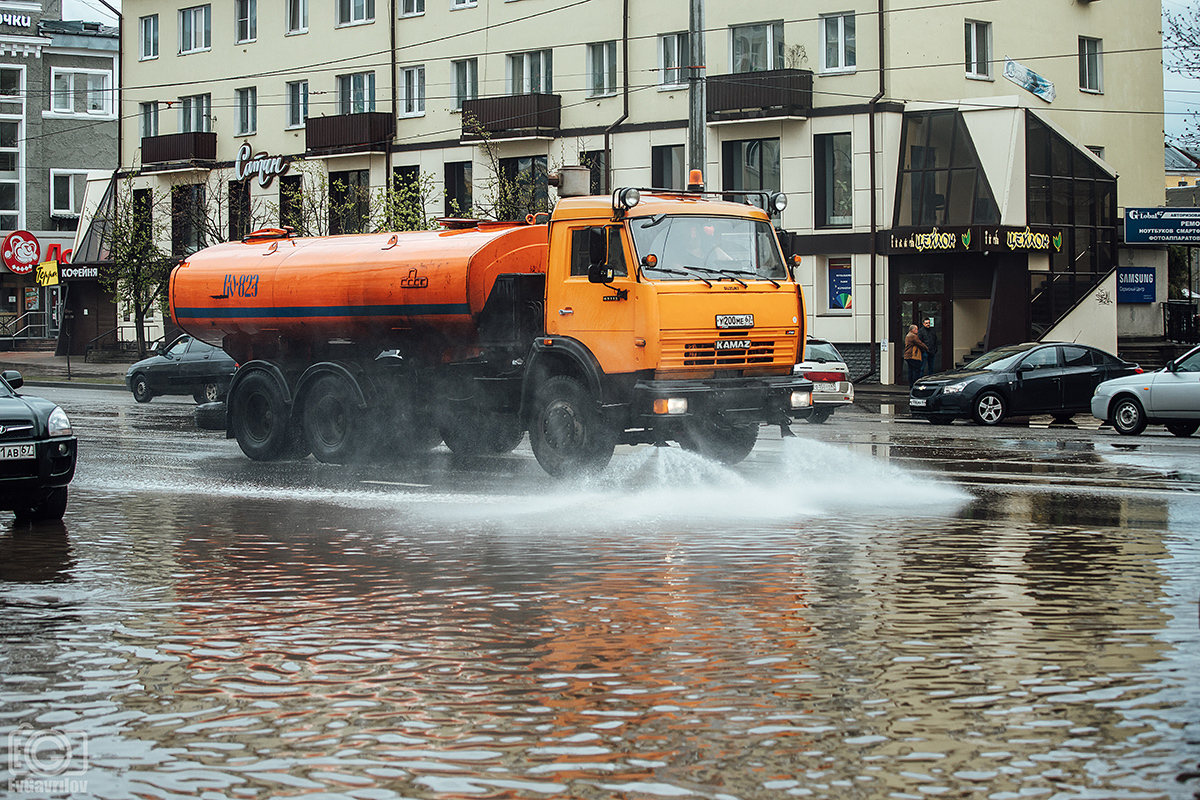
919,319,939,377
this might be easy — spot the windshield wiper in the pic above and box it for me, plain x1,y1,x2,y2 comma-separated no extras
640,264,713,286
690,265,782,288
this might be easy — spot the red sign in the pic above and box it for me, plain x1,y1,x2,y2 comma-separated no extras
2,230,41,275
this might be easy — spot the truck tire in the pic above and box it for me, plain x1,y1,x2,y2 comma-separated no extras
303,375,364,463
529,376,616,477
131,373,153,403
231,371,303,461
441,411,524,455
194,401,227,430
677,418,759,465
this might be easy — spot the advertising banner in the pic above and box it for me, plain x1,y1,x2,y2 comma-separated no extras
1003,57,1056,103
828,266,852,310
1116,267,1156,303
1124,207,1200,244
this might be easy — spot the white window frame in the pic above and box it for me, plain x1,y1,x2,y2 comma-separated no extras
819,12,856,74
286,0,308,33
179,5,212,54
400,0,424,16
587,41,618,97
337,0,375,26
180,93,211,133
731,22,783,73
659,32,687,88
140,101,159,137
337,72,376,114
451,0,476,8
399,66,425,117
452,58,477,110
139,14,158,60
48,69,113,117
0,103,23,231
235,0,257,43
1079,36,1103,94
49,169,88,218
964,19,992,80
506,50,553,94
236,87,257,135
286,80,308,128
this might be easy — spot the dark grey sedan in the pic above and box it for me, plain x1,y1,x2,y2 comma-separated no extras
125,335,237,404
0,369,77,521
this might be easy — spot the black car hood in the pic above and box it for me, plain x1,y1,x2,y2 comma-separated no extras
0,393,56,436
915,369,992,387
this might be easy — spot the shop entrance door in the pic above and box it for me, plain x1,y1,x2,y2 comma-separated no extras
46,285,62,338
897,272,948,380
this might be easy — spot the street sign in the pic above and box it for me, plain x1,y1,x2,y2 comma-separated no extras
1125,207,1200,244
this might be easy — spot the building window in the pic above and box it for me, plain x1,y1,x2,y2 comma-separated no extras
732,22,783,73
236,87,257,135
172,183,206,258
451,0,476,8
507,50,553,94
453,59,477,110
588,41,618,97
0,67,19,97
722,138,780,194
229,180,251,240
50,171,87,217
1079,37,1103,93
330,169,370,234
337,0,374,25
820,13,855,74
287,0,308,33
581,149,607,194
337,72,376,114
51,70,112,115
0,115,19,230
895,110,999,227
286,80,308,128
651,144,685,189
444,161,472,217
401,0,424,15
826,257,852,312
815,132,852,228
659,33,687,87
399,66,425,116
236,0,257,42
498,155,548,219
180,93,211,132
964,20,991,79
139,14,158,59
279,173,302,229
179,5,211,54
140,101,159,137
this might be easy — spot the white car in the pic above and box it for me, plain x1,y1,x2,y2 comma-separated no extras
1091,344,1200,436
794,338,855,423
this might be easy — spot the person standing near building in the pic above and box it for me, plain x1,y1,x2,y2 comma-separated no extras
904,324,926,387
919,318,939,377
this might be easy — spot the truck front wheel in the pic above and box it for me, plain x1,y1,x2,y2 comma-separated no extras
231,371,304,461
530,376,616,477
678,418,759,465
303,375,364,463
441,411,524,455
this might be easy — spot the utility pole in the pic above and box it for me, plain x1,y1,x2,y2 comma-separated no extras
687,0,705,180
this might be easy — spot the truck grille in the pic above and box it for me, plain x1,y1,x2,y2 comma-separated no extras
660,328,794,369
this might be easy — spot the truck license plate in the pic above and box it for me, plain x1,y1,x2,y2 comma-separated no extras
715,314,754,329
714,339,751,351
0,444,35,460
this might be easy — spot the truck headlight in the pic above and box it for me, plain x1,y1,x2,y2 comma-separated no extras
48,406,73,437
790,390,812,409
653,398,688,415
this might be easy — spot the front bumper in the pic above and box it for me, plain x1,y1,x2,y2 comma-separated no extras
908,386,970,418
0,436,77,510
630,374,814,426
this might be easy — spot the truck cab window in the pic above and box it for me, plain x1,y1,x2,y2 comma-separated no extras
630,215,787,281
570,226,627,277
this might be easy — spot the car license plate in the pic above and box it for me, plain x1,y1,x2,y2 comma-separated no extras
716,314,754,329
815,382,836,391
0,444,35,460
714,339,751,351
909,397,927,407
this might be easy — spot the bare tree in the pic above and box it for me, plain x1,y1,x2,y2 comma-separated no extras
1166,9,1200,145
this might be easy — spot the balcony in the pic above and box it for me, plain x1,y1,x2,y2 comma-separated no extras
460,94,561,140
305,112,395,155
706,69,813,123
141,132,217,165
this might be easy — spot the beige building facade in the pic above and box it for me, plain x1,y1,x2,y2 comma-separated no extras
117,0,1166,383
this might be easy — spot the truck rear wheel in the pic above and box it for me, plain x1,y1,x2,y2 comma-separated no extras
530,376,616,477
303,375,364,463
441,411,524,455
231,371,303,461
678,418,759,465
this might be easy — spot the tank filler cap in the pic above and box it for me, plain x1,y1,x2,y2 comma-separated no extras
549,166,591,197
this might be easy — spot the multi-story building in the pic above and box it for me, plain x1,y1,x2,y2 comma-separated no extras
0,1,118,354
117,0,1164,383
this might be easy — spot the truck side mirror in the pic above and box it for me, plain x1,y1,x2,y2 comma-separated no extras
587,227,614,283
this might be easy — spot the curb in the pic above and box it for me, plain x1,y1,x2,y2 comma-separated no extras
23,380,128,392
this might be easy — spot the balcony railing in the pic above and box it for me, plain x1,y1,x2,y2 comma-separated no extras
141,132,217,164
460,94,561,140
305,112,395,155
706,69,814,122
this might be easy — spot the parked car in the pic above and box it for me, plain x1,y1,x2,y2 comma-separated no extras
0,369,77,521
1090,344,1200,436
125,335,237,404
910,341,1140,426
793,338,855,423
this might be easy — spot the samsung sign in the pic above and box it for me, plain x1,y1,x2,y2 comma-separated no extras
1117,267,1156,303
1125,207,1200,244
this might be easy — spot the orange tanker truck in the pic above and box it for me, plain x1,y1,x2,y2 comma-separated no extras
169,170,813,476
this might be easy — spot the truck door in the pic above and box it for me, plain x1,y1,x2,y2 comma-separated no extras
546,224,642,374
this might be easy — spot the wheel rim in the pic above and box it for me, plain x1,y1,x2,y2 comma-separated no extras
311,392,350,450
243,391,274,443
978,395,1003,424
204,383,220,402
1115,402,1139,431
542,400,582,453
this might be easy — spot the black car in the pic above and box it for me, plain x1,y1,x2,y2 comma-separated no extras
0,369,77,521
125,334,238,404
909,342,1140,426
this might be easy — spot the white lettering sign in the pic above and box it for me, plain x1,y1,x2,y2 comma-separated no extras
1,14,32,27
234,142,289,188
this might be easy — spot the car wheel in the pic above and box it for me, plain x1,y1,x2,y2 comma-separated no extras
302,375,364,464
194,382,223,404
230,371,304,460
971,391,1007,426
23,487,68,522
1166,421,1199,437
677,418,760,465
808,408,832,424
194,401,227,431
1111,396,1147,436
529,376,616,477
131,374,153,403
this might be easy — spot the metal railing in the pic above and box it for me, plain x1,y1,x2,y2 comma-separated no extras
1,311,49,344
1164,300,1199,343
83,327,120,362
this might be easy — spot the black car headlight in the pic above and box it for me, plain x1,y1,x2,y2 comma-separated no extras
942,381,970,395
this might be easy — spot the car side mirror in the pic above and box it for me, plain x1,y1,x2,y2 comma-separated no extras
587,226,614,283
1017,362,1035,373
1,369,22,389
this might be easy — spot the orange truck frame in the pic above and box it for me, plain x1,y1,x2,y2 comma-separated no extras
169,172,813,476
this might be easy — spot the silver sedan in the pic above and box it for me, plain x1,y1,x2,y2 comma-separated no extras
1091,344,1200,436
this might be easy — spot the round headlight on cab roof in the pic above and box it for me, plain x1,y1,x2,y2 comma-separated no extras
770,192,788,212
618,187,640,209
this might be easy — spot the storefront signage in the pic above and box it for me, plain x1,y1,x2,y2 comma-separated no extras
828,265,852,309
1003,57,1056,104
1124,207,1200,244
234,142,289,188
886,226,1062,255
1,14,33,27
2,230,40,274
24,286,38,310
59,265,99,280
36,260,59,286
1117,267,1156,303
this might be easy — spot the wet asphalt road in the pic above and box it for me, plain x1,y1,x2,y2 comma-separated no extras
2,386,1198,799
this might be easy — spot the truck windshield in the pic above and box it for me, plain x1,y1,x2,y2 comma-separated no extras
628,215,788,282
